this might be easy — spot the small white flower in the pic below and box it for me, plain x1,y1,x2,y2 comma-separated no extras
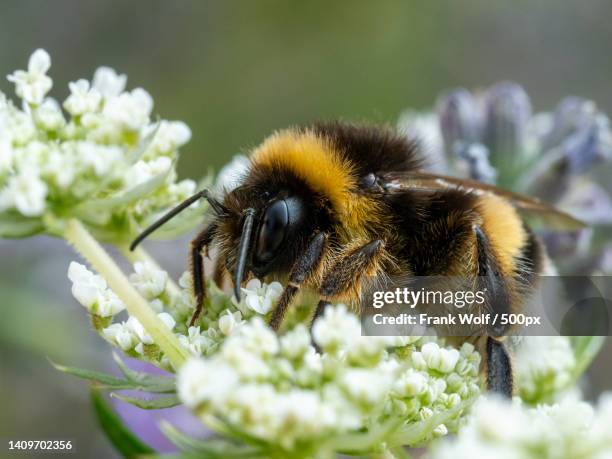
94,292,125,317
33,98,65,131
177,358,239,408
68,262,106,307
340,368,393,407
346,336,387,364
6,108,36,144
474,396,526,442
76,142,123,177
302,347,323,373
129,261,168,299
67,262,126,317
218,310,243,336
102,87,153,130
233,278,283,315
226,349,271,380
149,120,192,153
149,299,164,313
102,323,136,351
280,324,311,359
393,369,428,397
312,304,361,352
125,157,172,187
515,336,576,403
234,317,279,356
7,49,52,104
42,146,76,189
420,342,460,373
92,67,126,98
0,167,48,216
433,423,448,437
125,316,154,345
157,312,176,331
63,79,102,116
178,326,213,357
0,136,14,175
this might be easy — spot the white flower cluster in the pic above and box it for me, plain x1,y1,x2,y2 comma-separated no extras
102,313,176,357
66,252,595,456
0,49,201,241
429,394,612,459
177,304,481,452
514,336,577,404
67,260,284,365
173,273,284,358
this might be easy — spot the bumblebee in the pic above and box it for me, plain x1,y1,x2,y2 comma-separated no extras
131,121,582,396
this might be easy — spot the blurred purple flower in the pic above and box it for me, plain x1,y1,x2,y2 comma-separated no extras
483,82,531,160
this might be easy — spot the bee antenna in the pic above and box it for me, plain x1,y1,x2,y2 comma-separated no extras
233,208,256,301
130,189,226,251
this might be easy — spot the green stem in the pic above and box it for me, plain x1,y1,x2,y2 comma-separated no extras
119,244,182,299
64,218,189,370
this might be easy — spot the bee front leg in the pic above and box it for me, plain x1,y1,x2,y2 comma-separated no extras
269,232,327,331
474,225,514,396
188,222,217,326
312,239,385,328
485,337,513,397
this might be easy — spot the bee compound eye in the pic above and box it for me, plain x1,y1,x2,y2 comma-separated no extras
255,199,289,263
360,173,377,188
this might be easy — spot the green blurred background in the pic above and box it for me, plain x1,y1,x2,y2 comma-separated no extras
1,1,611,457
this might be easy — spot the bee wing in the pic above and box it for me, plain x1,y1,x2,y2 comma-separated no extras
380,170,586,231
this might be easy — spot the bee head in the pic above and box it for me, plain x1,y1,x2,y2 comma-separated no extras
219,184,321,300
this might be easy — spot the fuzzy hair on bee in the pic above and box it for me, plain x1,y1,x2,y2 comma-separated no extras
130,120,584,398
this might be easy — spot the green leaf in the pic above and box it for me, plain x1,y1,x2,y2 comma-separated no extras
0,212,44,238
51,359,176,393
570,336,606,380
112,353,176,387
91,388,155,458
160,422,266,458
111,393,180,410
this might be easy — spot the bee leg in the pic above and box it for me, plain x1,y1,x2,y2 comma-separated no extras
486,337,513,397
474,225,514,396
212,254,226,289
188,222,217,326
312,239,385,328
269,232,327,331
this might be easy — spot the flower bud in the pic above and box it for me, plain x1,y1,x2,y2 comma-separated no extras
437,88,480,156
483,82,531,159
